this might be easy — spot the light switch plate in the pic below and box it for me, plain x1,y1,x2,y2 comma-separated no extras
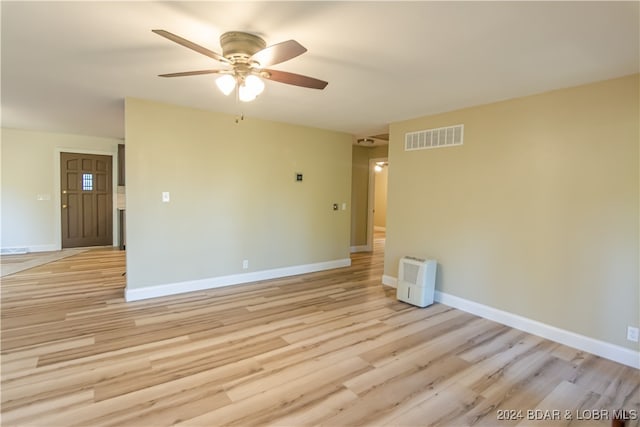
162,192,170,202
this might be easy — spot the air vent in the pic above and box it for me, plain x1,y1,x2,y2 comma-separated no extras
405,124,464,151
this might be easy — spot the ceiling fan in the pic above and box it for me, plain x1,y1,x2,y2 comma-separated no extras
153,29,328,102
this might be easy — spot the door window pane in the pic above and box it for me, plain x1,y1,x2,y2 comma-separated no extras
82,173,93,191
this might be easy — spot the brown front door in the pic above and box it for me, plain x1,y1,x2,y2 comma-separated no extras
61,152,113,248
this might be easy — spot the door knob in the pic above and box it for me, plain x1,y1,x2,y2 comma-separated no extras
62,204,68,209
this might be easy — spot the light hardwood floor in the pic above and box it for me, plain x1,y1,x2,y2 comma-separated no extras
0,248,89,277
1,236,638,426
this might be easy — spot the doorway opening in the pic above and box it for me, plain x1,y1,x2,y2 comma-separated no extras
368,157,388,254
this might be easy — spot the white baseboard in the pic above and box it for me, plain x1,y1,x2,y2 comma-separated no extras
1,244,59,254
382,275,397,287
1,248,29,255
350,245,371,253
30,244,59,252
125,258,352,302
381,275,639,369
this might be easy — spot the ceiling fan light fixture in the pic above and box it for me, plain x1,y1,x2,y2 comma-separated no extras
216,74,236,96
153,30,328,101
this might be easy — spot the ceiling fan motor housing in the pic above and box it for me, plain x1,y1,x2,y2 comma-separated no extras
220,31,266,62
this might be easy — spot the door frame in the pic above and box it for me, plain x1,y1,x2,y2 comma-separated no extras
367,156,388,251
54,147,119,250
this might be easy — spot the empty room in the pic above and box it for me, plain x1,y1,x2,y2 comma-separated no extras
1,1,638,426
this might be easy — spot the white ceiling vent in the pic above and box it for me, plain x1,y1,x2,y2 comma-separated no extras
405,124,464,151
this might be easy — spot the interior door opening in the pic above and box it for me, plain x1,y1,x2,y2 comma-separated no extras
368,157,388,253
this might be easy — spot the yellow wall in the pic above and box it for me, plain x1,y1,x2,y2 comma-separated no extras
1,128,121,251
374,165,388,228
351,145,370,246
385,74,639,350
125,98,352,290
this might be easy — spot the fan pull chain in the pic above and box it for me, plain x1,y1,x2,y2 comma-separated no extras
233,84,244,124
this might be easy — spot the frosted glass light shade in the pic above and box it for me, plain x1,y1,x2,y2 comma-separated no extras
216,74,236,96
244,75,265,96
239,75,265,102
238,83,256,102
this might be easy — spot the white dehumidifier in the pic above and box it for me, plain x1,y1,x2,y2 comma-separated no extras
396,256,437,307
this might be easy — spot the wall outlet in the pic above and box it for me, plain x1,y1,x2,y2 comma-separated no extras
162,192,170,202
627,326,639,342
242,260,249,269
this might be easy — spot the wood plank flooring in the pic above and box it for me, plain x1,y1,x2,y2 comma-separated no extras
0,248,89,277
1,236,638,426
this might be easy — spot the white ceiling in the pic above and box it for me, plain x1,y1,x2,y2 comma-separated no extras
2,1,638,141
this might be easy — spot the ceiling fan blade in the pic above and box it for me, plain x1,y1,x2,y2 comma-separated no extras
251,40,307,67
152,29,230,64
263,69,328,90
158,69,222,78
